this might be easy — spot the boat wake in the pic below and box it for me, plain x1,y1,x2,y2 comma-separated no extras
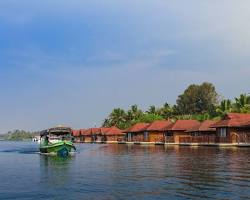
0,148,40,154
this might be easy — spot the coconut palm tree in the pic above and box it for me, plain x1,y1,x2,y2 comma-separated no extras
102,118,111,127
147,105,157,114
233,94,250,113
107,108,127,129
158,102,174,118
128,105,143,119
216,99,232,116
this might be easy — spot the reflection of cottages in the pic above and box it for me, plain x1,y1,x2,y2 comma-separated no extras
124,123,150,143
211,113,250,144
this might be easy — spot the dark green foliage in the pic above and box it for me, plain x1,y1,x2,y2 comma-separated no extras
102,108,128,129
216,99,232,117
103,83,250,129
176,82,218,115
135,113,164,124
233,94,250,113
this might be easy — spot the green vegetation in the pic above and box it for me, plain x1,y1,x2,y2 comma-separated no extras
103,82,250,129
0,130,38,141
175,82,218,116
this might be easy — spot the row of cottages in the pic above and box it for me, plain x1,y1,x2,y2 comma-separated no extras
72,127,126,143
181,120,217,143
72,113,250,144
125,123,150,143
211,113,250,144
167,120,201,143
123,120,203,144
124,113,250,144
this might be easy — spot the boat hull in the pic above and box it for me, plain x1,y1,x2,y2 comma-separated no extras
40,141,76,156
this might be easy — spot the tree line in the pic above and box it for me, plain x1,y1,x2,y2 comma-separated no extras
103,82,250,129
0,130,39,141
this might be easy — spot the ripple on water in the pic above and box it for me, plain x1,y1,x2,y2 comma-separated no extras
1,142,250,199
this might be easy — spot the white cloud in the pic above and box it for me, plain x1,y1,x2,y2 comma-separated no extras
1,0,250,132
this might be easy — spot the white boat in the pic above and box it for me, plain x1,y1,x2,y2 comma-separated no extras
32,136,41,144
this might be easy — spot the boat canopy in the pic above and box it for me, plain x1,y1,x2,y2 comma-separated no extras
40,126,72,136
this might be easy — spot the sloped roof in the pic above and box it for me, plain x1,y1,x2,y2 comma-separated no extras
91,128,101,134
104,126,125,136
123,123,150,133
186,120,216,132
168,120,200,131
211,113,250,128
82,128,100,135
79,127,115,135
146,120,173,131
242,121,250,127
79,129,90,136
72,130,80,137
100,127,112,134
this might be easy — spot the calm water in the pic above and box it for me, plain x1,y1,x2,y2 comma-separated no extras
1,142,250,200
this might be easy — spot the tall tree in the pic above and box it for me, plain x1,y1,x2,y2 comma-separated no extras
176,82,218,115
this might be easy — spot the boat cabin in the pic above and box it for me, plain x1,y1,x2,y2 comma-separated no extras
40,126,73,144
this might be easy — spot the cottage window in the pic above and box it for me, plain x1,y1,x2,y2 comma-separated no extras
144,131,149,141
165,132,173,137
219,128,227,137
127,133,132,141
191,132,199,136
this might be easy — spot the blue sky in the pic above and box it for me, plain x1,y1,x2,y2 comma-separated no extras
0,0,250,133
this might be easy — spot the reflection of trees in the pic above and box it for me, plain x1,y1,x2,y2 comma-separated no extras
172,146,235,198
175,147,218,180
40,155,75,188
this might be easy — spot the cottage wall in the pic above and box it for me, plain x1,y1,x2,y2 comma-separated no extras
173,131,191,143
227,127,250,143
95,135,103,142
215,128,230,143
83,136,92,143
148,131,164,142
74,136,81,143
105,135,125,142
131,132,144,142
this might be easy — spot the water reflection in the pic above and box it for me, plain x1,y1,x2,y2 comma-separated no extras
40,155,75,188
1,142,250,200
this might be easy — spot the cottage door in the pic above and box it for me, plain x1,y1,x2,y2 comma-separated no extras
231,133,238,143
127,133,132,142
144,132,149,142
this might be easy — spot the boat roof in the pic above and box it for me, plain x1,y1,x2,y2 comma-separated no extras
40,126,72,136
